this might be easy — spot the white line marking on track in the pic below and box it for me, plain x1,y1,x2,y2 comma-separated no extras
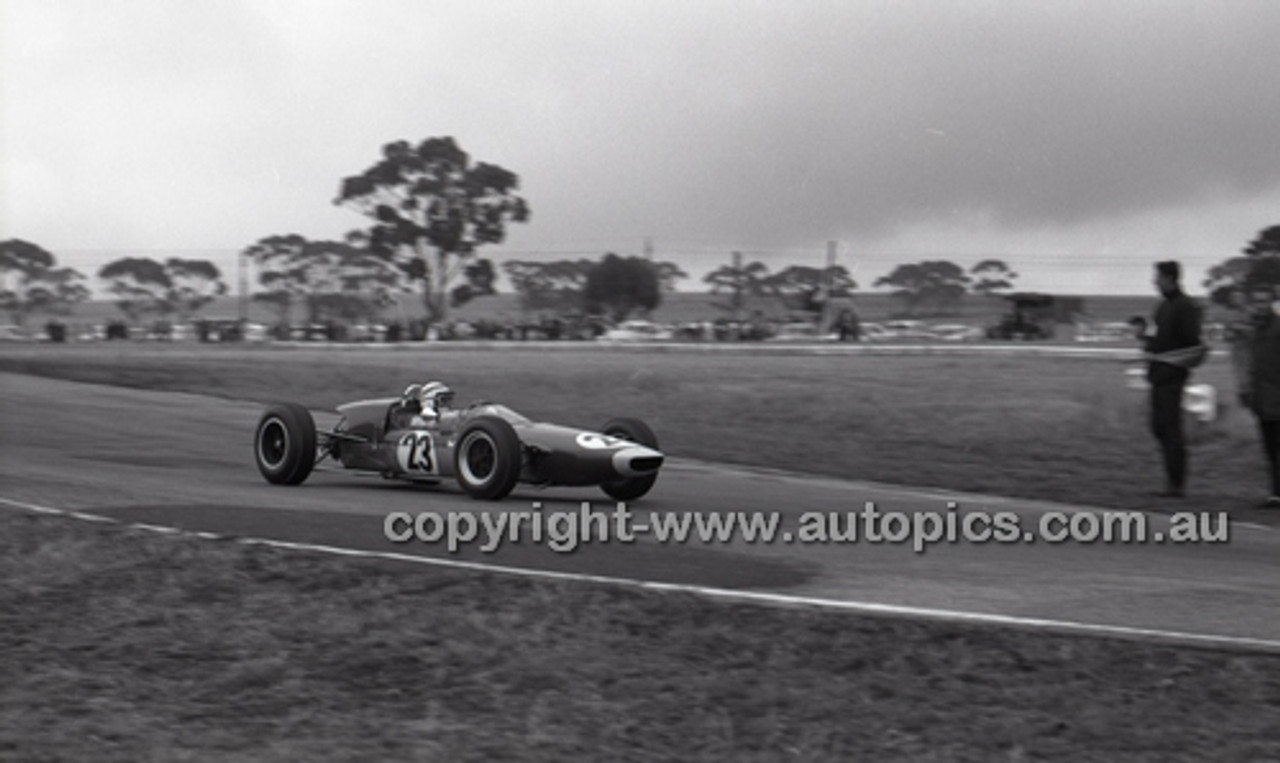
3,495,1278,654
68,511,117,523
129,523,181,534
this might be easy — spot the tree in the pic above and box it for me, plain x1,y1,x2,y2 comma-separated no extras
21,267,91,320
1202,225,1280,308
244,234,403,324
0,240,89,325
502,258,594,313
1247,257,1280,292
245,234,309,324
98,256,228,322
304,240,403,322
335,136,530,325
98,257,173,322
450,258,498,309
970,259,1018,297
0,239,54,285
874,260,971,316
654,260,688,293
1202,256,1254,309
763,264,856,314
1241,225,1280,294
1244,225,1280,257
583,254,661,321
165,258,227,320
703,255,772,317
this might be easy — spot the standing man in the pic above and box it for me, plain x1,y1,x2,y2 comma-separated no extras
1146,261,1203,497
1238,284,1280,506
1224,287,1253,405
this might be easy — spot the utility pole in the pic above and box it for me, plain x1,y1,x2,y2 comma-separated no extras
820,240,837,330
237,248,249,325
643,236,654,261
732,250,743,321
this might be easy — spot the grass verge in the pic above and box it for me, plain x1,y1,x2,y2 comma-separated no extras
3,510,1279,762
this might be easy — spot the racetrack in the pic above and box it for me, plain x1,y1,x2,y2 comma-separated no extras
3,371,1278,648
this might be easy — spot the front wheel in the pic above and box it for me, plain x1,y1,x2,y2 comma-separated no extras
454,416,523,500
254,402,317,485
599,417,660,502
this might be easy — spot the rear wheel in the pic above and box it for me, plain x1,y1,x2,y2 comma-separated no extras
599,417,660,502
454,416,523,500
254,403,317,485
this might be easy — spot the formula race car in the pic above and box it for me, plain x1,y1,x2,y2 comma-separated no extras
252,382,664,501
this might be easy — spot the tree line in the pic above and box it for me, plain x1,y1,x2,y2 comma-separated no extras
6,224,1280,328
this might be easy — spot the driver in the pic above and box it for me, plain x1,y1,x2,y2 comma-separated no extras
391,383,425,428
416,381,457,427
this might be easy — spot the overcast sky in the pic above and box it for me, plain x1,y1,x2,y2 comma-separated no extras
3,0,1279,295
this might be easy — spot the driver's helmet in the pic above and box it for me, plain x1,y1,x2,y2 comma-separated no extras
418,381,455,417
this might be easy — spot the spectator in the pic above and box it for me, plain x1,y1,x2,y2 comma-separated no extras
1128,315,1151,350
1236,285,1280,507
44,320,66,343
1145,261,1202,498
1225,288,1253,407
837,309,861,342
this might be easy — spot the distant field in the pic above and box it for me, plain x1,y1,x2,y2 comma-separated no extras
1,343,1272,520
3,510,1277,762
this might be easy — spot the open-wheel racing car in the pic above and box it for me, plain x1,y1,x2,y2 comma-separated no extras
253,381,664,501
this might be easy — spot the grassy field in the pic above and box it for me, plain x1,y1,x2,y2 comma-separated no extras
3,510,1278,762
0,343,1274,521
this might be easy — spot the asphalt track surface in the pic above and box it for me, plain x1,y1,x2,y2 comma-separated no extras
3,371,1278,649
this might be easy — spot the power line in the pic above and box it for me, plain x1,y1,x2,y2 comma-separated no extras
492,248,1234,265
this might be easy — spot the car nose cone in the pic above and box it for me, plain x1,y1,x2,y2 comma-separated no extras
611,446,665,478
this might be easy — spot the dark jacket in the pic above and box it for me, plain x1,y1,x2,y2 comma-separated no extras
1251,312,1280,421
1228,318,1255,400
1146,291,1202,386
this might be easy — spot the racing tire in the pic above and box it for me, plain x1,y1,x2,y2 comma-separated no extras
254,402,317,485
599,417,660,502
454,416,523,500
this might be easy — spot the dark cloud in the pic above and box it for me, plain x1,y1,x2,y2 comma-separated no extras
522,1,1280,248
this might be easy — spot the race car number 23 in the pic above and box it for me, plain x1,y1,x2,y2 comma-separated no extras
396,431,437,474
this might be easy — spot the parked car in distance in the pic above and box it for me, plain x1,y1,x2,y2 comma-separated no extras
929,323,985,341
599,320,674,342
767,322,839,342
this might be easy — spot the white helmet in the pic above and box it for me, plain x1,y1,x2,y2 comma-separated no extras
418,381,454,416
